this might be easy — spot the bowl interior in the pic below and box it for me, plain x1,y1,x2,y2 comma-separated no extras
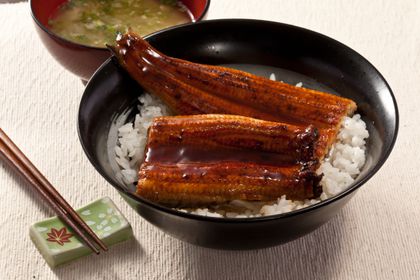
79,19,398,219
31,0,67,27
31,0,210,43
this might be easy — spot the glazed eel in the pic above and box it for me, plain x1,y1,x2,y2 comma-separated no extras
109,32,356,160
109,32,356,206
138,115,321,207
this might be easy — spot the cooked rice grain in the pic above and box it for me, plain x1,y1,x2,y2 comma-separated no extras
114,82,368,217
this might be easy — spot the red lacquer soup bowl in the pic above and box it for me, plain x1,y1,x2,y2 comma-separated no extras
30,0,210,81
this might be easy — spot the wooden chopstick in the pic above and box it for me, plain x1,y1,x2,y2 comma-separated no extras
0,128,108,253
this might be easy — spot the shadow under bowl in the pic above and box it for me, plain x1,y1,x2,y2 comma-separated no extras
30,0,210,81
78,19,398,250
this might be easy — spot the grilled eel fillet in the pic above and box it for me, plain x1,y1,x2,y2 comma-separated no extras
137,115,322,207
109,32,357,160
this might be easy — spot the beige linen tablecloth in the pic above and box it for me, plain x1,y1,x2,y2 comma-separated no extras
0,1,419,279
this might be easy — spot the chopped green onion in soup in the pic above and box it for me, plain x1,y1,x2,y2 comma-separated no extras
48,0,193,47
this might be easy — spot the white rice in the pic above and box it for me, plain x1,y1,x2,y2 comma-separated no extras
114,94,169,185
269,73,276,81
114,79,369,218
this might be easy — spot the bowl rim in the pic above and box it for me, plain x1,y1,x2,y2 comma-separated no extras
78,18,399,223
29,0,211,51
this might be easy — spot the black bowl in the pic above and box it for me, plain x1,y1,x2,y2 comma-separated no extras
78,19,398,250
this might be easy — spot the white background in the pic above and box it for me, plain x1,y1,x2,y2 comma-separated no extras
0,1,419,279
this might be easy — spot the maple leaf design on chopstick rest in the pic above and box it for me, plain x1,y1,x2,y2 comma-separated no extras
46,227,73,246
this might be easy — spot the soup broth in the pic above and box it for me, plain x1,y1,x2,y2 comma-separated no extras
49,0,193,47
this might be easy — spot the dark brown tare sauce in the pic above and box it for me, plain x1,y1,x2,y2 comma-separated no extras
145,145,297,167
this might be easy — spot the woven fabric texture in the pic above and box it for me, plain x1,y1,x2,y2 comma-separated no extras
0,1,419,279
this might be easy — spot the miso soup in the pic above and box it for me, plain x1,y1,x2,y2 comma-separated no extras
49,0,193,47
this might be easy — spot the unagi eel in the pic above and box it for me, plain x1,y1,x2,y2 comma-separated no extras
138,115,322,207
109,32,357,160
109,32,358,206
